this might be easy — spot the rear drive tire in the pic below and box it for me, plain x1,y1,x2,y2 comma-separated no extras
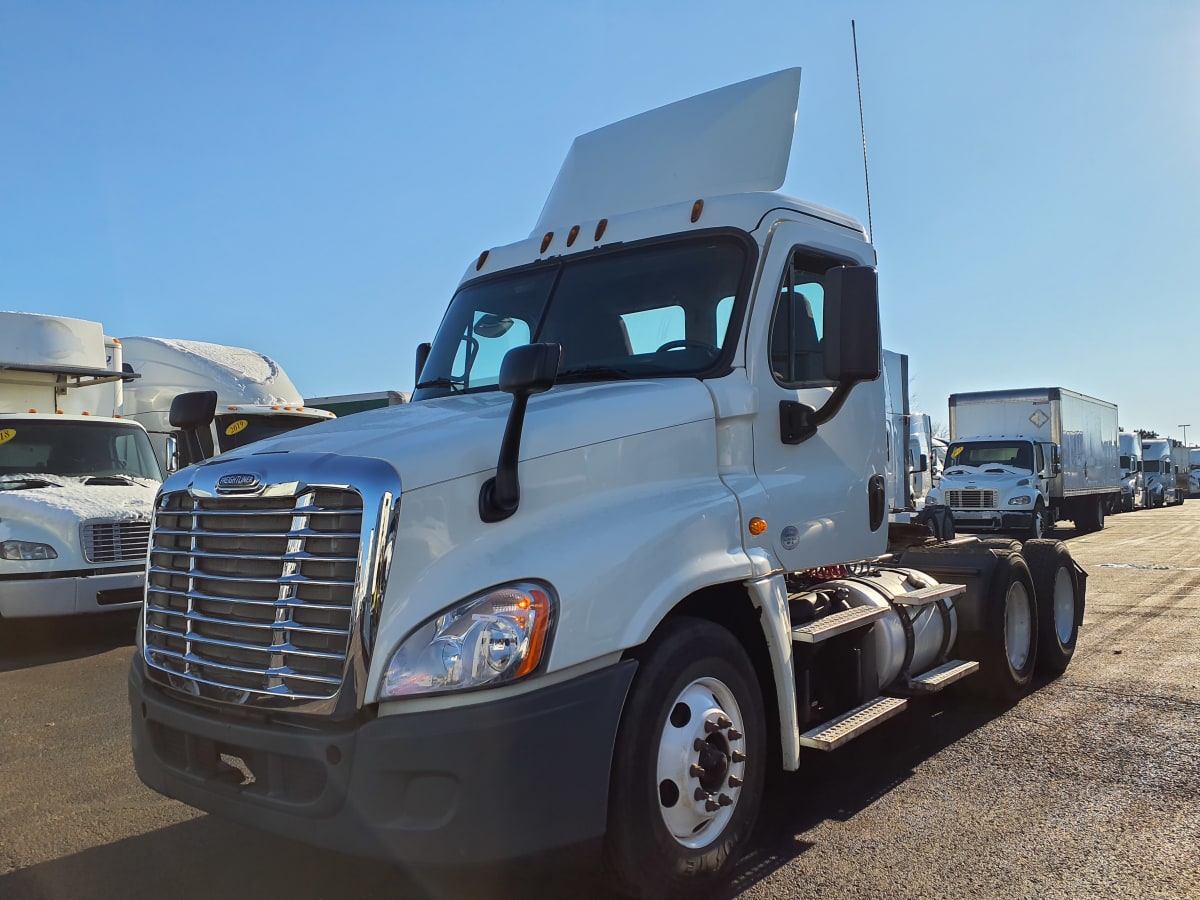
967,551,1038,701
604,618,765,900
1023,540,1082,675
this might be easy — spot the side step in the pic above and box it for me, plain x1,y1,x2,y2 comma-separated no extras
798,696,907,751
791,605,888,644
905,659,980,694
896,583,966,606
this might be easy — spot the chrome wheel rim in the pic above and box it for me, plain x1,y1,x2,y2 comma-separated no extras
1004,580,1033,670
655,676,747,849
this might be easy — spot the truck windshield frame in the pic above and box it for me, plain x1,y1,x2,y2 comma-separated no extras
0,419,162,482
413,230,757,400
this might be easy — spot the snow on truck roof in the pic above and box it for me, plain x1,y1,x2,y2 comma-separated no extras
120,336,306,407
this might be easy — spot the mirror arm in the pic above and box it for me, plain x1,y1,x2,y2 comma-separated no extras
779,382,856,445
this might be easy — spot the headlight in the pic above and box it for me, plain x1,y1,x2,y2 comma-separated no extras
380,581,556,699
1008,496,1032,506
1,540,58,560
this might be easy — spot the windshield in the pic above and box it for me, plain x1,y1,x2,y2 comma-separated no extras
1119,455,1132,468
946,440,1034,471
1144,460,1161,473
413,234,750,399
0,419,162,481
214,413,327,452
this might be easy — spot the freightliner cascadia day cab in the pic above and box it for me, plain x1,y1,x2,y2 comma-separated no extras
1117,430,1145,512
0,311,161,618
119,337,335,472
128,71,1086,898
928,387,1120,538
1141,438,1175,508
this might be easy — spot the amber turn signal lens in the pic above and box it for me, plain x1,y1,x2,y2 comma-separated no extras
691,199,704,223
748,517,768,536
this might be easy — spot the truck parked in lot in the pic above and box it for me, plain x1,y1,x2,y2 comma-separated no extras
1141,439,1174,507
303,390,407,417
1170,443,1189,505
927,387,1120,537
128,70,1086,898
1117,431,1145,512
1190,448,1200,496
0,311,161,618
119,337,334,471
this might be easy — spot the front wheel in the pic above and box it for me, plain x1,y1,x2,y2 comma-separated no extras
604,618,766,899
1027,500,1047,540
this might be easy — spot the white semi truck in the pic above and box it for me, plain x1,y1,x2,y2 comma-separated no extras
0,312,161,618
1141,438,1175,507
120,337,334,471
128,71,1086,898
928,387,1120,538
1117,431,1145,512
1170,443,1189,505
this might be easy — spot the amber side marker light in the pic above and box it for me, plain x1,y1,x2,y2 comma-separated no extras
513,588,553,678
476,250,490,271
691,199,704,223
540,231,554,253
748,517,768,536
566,225,580,247
594,218,608,242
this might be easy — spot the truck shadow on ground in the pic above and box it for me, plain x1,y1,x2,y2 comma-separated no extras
0,610,137,672
0,683,1052,900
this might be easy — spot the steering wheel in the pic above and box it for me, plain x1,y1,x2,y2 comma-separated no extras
655,339,717,355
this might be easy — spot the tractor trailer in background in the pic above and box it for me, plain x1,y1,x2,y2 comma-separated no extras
1141,439,1176,507
928,387,1120,537
0,311,161,618
1117,431,1145,512
129,70,1087,898
303,390,407,417
120,337,335,471
1170,443,1189,505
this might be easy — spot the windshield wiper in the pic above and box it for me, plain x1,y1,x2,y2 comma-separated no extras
555,365,637,384
414,377,464,391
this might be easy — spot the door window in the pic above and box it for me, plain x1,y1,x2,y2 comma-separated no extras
768,250,845,387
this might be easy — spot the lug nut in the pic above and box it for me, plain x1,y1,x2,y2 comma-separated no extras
731,750,746,763
705,799,721,812
728,775,743,788
689,764,706,778
694,787,709,802
694,739,707,752
717,714,732,729
704,718,721,734
718,793,733,807
728,728,743,741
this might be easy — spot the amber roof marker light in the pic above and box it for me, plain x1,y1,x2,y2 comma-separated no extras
594,218,608,242
691,199,704,223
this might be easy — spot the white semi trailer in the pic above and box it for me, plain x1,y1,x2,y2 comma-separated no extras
120,337,334,471
0,312,160,618
128,71,1086,898
929,387,1120,538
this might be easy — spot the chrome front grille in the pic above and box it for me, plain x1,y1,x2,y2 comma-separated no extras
945,489,998,509
143,487,363,702
82,520,152,562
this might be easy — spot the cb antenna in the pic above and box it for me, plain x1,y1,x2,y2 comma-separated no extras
852,20,874,242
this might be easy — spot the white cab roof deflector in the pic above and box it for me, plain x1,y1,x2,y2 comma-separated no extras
534,68,802,234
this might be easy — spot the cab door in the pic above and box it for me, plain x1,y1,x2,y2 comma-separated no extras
744,222,886,570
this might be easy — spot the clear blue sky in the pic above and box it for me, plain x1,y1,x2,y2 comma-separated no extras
2,1,1197,440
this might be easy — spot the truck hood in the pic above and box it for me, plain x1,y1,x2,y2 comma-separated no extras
940,465,1033,483
213,379,717,491
0,477,157,526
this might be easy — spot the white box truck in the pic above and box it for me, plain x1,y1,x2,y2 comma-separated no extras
128,71,1086,898
0,312,161,618
929,387,1120,537
1117,431,1145,512
119,337,335,471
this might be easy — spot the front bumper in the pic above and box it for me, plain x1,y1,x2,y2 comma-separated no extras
129,655,637,865
0,565,144,617
947,508,1032,533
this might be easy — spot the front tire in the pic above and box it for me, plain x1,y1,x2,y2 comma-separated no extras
1027,499,1047,540
1024,539,1082,675
604,618,766,899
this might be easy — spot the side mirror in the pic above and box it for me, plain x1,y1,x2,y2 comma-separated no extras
164,434,179,475
415,342,432,388
919,453,929,474
479,343,563,523
169,390,217,465
1050,445,1063,475
823,266,881,384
